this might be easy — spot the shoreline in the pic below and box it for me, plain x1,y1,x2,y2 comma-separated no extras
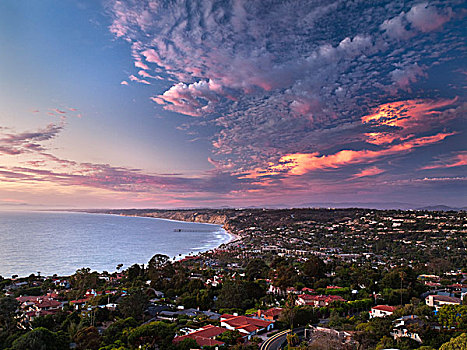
1,210,237,279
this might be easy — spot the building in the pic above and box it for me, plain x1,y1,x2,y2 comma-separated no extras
257,307,283,321
425,295,462,311
369,305,397,318
296,294,346,307
220,314,274,339
173,324,227,347
391,315,424,343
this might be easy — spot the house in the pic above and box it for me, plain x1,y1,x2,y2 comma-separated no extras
16,296,63,323
369,305,397,318
257,307,283,321
296,294,346,307
220,314,274,339
425,295,461,311
70,298,91,310
267,285,284,295
173,324,227,347
391,315,424,343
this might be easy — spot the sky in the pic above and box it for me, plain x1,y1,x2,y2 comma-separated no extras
0,0,466,209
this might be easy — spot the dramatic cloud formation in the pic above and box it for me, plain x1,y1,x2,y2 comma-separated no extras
1,1,465,208
107,0,464,171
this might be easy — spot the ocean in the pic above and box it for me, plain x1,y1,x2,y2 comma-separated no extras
0,211,230,278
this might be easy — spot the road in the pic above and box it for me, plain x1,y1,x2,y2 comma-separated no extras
259,327,307,350
259,329,290,350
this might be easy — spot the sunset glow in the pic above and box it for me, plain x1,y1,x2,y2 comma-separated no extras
0,1,465,208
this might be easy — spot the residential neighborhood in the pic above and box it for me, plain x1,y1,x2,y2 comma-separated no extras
0,208,466,349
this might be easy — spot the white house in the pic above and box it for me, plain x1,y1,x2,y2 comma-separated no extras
369,305,397,318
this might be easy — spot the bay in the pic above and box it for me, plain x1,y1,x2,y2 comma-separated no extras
0,211,230,278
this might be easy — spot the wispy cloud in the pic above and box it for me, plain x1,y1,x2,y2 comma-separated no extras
257,132,454,176
353,167,385,178
422,151,467,170
0,124,63,156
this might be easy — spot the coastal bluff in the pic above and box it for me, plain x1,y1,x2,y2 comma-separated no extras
81,209,233,228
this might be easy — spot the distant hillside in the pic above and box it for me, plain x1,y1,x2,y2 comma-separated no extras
416,205,466,211
297,202,417,210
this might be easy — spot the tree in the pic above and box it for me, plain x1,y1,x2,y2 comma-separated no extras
438,305,467,331
101,317,138,345
245,258,268,280
147,254,172,287
217,281,244,309
127,264,143,282
75,326,101,350
439,333,467,350
217,280,265,310
118,290,149,321
375,335,395,350
11,327,68,350
274,265,298,291
147,254,170,271
286,332,300,347
303,256,326,280
355,317,393,349
280,295,297,329
69,268,99,298
127,321,175,348
176,337,198,350
0,296,19,332
217,330,241,345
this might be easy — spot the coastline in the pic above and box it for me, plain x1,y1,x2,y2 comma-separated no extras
74,209,241,246
0,211,235,278
74,210,242,260
74,210,238,251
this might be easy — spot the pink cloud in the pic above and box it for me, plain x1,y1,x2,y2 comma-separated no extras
406,2,452,33
120,80,129,85
0,123,63,156
155,80,221,116
135,61,149,70
129,75,150,85
138,70,158,79
365,132,405,145
142,49,163,66
251,132,455,177
353,166,385,178
361,98,458,144
389,63,427,92
422,151,467,170
381,2,453,39
150,97,165,105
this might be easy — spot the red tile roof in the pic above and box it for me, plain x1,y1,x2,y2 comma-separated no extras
260,308,283,317
173,325,227,347
222,315,273,329
236,324,259,333
372,305,397,312
35,299,61,309
189,325,228,339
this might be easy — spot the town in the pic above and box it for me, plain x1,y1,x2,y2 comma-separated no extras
0,208,466,349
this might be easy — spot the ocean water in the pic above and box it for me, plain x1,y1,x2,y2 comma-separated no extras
0,211,230,278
